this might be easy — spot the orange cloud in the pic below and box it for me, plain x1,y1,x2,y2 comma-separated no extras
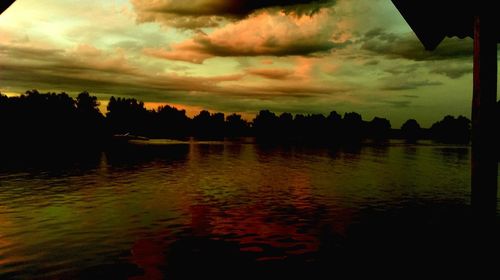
260,59,274,65
144,9,348,63
246,68,294,80
143,42,211,64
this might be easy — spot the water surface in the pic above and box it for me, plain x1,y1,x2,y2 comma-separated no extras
0,140,498,279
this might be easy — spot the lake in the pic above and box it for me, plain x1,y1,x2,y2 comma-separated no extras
1,140,499,279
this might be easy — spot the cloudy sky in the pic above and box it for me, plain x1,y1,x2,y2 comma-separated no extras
0,0,486,127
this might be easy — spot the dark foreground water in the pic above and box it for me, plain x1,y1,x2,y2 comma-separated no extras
1,140,499,279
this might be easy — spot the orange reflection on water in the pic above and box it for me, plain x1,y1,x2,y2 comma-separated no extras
188,166,321,260
190,204,214,236
128,238,165,280
210,205,320,259
128,228,177,280
0,209,26,274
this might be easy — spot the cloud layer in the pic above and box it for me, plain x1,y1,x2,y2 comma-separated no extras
131,0,336,28
0,0,477,127
361,28,473,61
144,8,347,63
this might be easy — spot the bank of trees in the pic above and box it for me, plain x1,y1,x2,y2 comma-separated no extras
0,90,475,148
0,90,105,150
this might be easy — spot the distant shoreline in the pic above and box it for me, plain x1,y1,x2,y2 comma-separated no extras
1,90,475,150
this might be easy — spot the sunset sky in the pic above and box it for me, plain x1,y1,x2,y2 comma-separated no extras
0,0,489,127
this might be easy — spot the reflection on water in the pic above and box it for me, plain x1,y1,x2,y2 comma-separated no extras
0,140,498,279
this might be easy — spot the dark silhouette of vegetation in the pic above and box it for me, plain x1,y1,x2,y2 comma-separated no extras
430,115,471,144
0,90,477,152
401,119,422,142
76,91,106,145
0,90,106,152
253,110,279,139
106,97,192,139
226,114,250,137
251,110,392,144
342,112,365,142
325,111,342,140
192,110,225,139
106,96,150,137
368,117,391,140
154,105,191,138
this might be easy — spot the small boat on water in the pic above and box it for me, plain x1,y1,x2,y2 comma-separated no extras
112,133,150,141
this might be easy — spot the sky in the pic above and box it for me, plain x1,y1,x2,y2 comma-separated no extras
0,0,489,127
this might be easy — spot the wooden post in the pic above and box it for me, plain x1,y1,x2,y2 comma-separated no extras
471,15,498,218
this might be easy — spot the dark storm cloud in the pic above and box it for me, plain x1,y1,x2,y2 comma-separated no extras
380,80,442,91
180,32,342,58
0,44,221,98
0,44,64,60
1,43,345,106
382,100,412,108
428,63,472,79
402,95,419,99
383,63,420,75
360,29,473,61
131,0,337,28
151,0,332,16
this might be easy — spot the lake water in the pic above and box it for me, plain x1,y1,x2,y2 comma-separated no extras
1,140,499,279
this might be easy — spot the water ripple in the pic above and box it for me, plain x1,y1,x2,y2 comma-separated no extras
0,140,497,278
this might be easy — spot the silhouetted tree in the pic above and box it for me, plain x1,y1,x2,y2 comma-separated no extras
430,115,471,144
0,90,108,152
0,89,479,149
23,90,78,145
192,110,225,138
343,112,365,141
253,110,279,139
278,112,294,139
75,91,106,143
368,117,391,140
293,114,307,139
326,111,342,140
226,114,250,137
401,119,422,142
308,114,328,142
106,96,149,136
212,112,225,137
155,105,190,138
76,91,100,115
192,110,211,138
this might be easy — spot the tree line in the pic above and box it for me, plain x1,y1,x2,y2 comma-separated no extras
0,90,475,149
